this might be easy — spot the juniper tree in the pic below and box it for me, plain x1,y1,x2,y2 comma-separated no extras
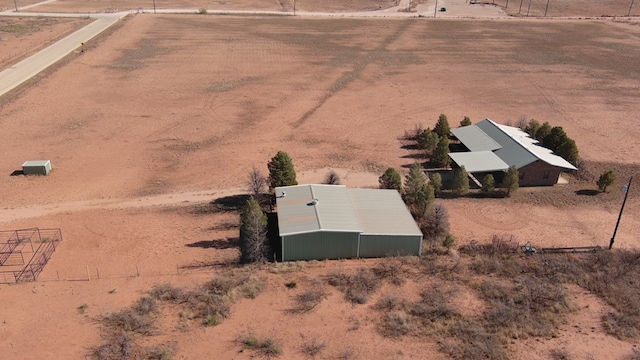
452,166,469,196
239,197,269,263
267,151,297,190
432,136,450,168
379,167,402,191
502,165,519,197
597,171,615,193
459,116,472,127
433,113,451,138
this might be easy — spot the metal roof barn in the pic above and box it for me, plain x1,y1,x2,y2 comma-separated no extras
22,160,51,175
275,185,422,261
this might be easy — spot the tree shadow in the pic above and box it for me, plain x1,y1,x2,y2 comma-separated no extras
191,194,252,215
186,237,239,249
575,189,600,196
401,153,427,160
401,143,420,150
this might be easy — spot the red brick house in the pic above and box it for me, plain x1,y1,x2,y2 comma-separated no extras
449,119,577,186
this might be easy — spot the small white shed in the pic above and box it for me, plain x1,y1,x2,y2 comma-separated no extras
22,160,52,175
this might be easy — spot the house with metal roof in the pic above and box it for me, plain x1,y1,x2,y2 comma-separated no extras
450,119,578,186
274,184,423,261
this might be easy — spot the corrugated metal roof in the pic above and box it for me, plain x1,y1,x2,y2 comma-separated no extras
448,151,510,173
276,185,361,236
475,119,538,168
451,126,502,152
496,124,578,170
349,188,422,236
275,185,421,237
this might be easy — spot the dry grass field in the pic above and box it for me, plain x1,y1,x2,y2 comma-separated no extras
1,5,640,360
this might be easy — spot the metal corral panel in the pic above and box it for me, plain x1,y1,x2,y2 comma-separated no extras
359,234,422,258
348,188,422,236
282,231,359,261
22,160,51,175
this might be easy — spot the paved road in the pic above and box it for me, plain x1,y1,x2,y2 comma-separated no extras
0,11,127,98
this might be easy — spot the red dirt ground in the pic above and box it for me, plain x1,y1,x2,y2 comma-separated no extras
1,7,640,360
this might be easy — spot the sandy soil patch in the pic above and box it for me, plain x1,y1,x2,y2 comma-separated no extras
0,13,640,360
0,16,90,70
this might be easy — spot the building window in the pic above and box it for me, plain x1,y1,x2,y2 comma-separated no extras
543,171,550,179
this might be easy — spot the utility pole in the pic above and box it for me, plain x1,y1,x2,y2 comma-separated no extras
506,0,509,9
518,0,524,14
293,0,296,15
629,0,635,16
434,0,438,17
609,176,633,250
526,0,532,16
14,0,18,11
153,0,156,14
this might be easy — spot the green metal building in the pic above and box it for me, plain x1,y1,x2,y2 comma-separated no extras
275,184,423,261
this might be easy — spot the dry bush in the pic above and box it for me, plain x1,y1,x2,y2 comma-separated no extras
290,279,327,314
372,257,408,285
602,312,640,340
373,294,407,312
476,278,570,339
91,331,144,360
550,348,572,360
327,268,381,304
103,308,157,336
300,337,326,358
440,320,508,360
149,284,185,302
238,334,282,357
379,311,417,338
627,349,640,360
460,235,519,257
145,343,176,360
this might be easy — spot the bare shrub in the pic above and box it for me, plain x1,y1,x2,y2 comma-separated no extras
323,170,341,185
460,235,519,257
327,268,381,304
372,257,407,285
602,312,640,340
441,320,508,360
550,348,572,360
149,284,184,302
421,203,450,248
103,308,156,335
374,294,406,312
145,343,176,360
379,311,416,338
300,337,326,358
290,279,327,314
238,334,282,357
247,165,268,203
91,331,144,360
627,349,640,360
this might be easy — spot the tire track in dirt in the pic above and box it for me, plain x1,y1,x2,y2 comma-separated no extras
294,20,414,127
462,201,530,233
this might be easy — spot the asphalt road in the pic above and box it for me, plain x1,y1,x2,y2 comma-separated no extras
0,12,127,98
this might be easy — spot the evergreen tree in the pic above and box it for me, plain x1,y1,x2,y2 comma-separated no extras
267,151,298,190
379,167,402,191
239,197,269,263
502,165,519,197
459,116,472,127
482,174,495,193
432,136,450,168
403,162,434,221
524,119,541,138
535,122,552,142
433,114,451,138
416,128,439,154
430,172,443,195
597,170,616,193
452,166,469,196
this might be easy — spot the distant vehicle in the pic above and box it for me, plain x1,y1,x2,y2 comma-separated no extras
440,7,446,11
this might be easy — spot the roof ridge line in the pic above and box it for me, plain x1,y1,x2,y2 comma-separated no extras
309,185,322,230
487,119,542,166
